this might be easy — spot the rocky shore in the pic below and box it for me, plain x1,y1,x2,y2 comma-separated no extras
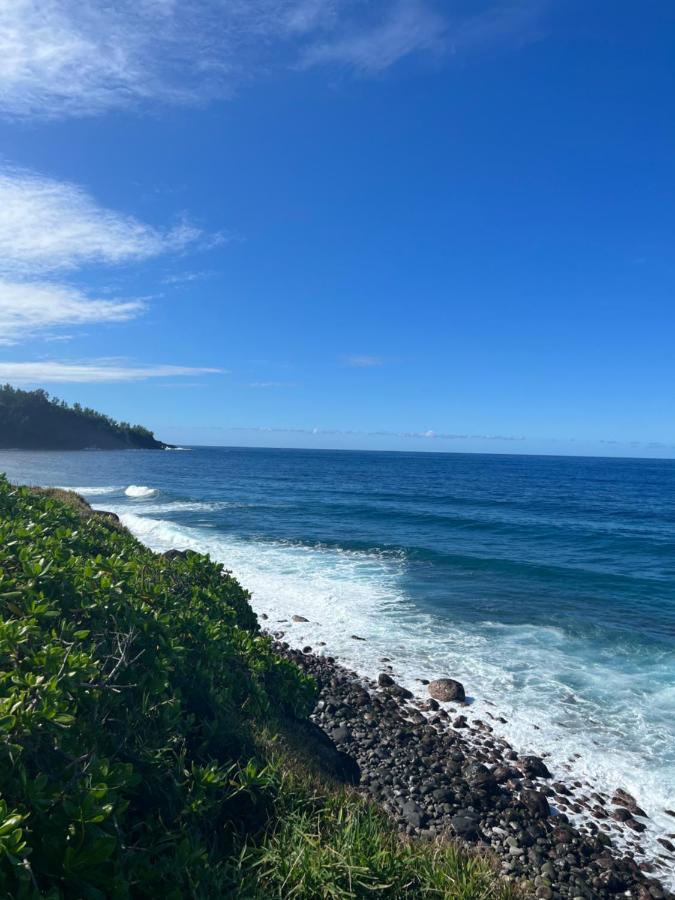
272,637,674,900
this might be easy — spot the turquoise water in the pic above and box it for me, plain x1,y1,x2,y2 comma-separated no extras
2,448,674,876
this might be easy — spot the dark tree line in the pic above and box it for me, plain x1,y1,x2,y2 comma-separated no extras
0,384,168,450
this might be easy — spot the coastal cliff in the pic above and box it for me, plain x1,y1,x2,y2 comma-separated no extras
0,384,169,450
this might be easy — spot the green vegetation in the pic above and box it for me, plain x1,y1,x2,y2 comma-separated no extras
0,385,168,450
0,476,515,898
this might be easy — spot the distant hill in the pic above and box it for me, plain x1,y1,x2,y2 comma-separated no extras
0,384,169,450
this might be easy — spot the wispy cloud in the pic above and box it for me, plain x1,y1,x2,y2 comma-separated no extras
0,167,201,276
0,360,224,383
248,380,296,388
0,1,549,120
299,1,445,74
0,280,144,345
231,425,525,441
0,165,215,344
343,354,385,367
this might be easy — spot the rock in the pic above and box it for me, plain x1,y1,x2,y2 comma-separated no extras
522,790,551,818
294,720,360,785
611,788,640,810
162,548,191,560
260,613,268,620
520,756,552,779
464,762,497,793
493,765,519,783
386,684,414,701
378,673,395,687
292,615,309,623
401,800,426,829
453,715,468,728
428,678,466,703
97,510,120,523
451,813,480,840
331,726,351,744
351,634,366,641
598,871,627,894
612,806,632,823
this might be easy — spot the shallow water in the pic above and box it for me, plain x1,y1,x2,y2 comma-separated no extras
2,447,674,881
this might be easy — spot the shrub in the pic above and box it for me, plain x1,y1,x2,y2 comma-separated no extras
0,476,314,897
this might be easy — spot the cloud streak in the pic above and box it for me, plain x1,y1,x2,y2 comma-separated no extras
0,280,144,344
343,354,385,367
0,167,201,276
300,0,445,74
0,360,224,383
0,165,215,345
231,425,525,441
0,1,549,119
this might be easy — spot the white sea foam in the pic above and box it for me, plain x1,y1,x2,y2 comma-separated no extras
124,485,156,499
110,509,675,888
122,500,229,514
58,485,120,496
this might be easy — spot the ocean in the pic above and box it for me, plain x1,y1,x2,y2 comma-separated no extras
2,447,674,879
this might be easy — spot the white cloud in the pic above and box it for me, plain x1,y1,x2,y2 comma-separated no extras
344,354,384,367
0,1,548,119
0,167,200,276
0,280,144,344
231,425,524,441
0,360,223,383
300,1,445,74
0,165,215,343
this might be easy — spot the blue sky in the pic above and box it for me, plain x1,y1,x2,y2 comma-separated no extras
0,0,673,456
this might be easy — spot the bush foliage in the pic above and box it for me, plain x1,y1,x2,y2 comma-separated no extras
0,476,313,897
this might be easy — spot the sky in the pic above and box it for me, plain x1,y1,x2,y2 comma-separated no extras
0,0,673,456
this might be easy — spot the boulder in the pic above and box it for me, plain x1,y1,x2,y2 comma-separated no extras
378,673,395,687
519,756,552,779
292,615,309,623
401,799,427,829
162,548,191,561
522,789,551,818
451,813,480,840
428,678,466,703
330,726,351,744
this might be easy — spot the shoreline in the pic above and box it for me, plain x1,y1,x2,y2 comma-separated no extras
100,503,675,893
269,636,673,899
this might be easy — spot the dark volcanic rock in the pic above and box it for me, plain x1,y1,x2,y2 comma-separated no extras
162,548,191,561
522,789,551,818
428,678,466,703
377,673,395,687
451,813,480,839
292,615,309,622
331,726,351,744
401,800,427,829
519,755,552,779
267,637,674,900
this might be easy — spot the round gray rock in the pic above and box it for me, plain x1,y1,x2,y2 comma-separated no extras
428,678,466,703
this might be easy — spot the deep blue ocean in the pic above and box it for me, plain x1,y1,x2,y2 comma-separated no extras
2,447,674,875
